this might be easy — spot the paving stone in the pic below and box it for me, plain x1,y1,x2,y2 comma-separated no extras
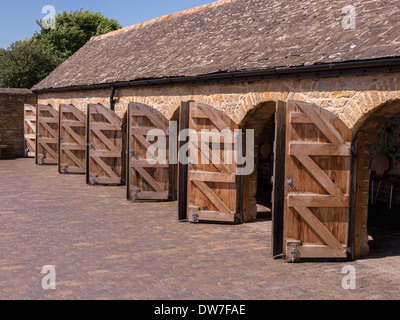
0,159,399,300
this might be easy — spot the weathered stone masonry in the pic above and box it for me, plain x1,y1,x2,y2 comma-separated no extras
37,73,400,128
0,89,36,159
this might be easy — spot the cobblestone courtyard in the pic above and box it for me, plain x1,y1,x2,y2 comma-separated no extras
0,159,399,300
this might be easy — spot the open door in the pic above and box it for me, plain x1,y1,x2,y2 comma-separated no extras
283,100,352,261
185,102,239,223
127,102,172,201
24,104,36,158
36,104,59,165
59,104,86,174
87,104,125,185
349,131,365,260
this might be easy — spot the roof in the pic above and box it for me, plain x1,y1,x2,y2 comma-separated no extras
0,88,33,95
32,0,400,91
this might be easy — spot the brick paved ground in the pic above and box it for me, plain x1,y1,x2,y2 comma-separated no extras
0,158,399,300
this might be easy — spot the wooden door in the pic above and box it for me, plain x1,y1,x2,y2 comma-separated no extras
283,100,352,261
127,102,172,201
87,104,125,185
186,102,239,223
59,104,86,174
349,131,365,260
36,105,59,165
272,101,286,257
24,104,36,158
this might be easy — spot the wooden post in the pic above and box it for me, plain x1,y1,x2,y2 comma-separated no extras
86,104,91,184
35,104,39,165
178,101,190,220
236,130,245,224
169,118,178,201
58,105,61,173
272,100,286,257
126,104,131,199
351,131,365,259
121,114,127,186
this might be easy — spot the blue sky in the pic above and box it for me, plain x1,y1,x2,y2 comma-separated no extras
0,0,213,49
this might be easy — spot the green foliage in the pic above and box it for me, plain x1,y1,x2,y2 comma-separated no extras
36,9,122,60
0,38,61,89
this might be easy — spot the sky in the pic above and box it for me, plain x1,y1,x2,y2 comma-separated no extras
0,0,213,49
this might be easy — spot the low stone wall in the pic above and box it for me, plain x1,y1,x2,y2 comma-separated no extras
0,89,36,159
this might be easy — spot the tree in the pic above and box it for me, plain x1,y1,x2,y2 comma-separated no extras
36,9,122,61
0,39,61,89
0,9,121,89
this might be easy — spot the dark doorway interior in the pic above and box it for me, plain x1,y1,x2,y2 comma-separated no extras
256,115,275,219
366,110,400,257
240,101,276,222
367,204,400,258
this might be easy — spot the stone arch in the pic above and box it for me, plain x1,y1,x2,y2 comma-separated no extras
240,101,277,222
339,75,400,134
355,99,400,148
353,98,400,257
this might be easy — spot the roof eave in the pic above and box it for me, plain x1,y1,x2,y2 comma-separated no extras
32,57,400,94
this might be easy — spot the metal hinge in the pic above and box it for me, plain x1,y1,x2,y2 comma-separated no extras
38,154,44,165
60,165,68,173
236,212,242,223
351,141,358,156
89,174,98,185
130,189,140,202
191,208,199,223
290,244,300,263
347,246,352,254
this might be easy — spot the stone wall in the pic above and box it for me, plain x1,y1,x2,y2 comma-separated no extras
37,73,400,131
0,89,36,159
37,72,400,257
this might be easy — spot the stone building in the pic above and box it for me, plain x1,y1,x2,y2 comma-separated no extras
0,89,36,159
31,0,400,260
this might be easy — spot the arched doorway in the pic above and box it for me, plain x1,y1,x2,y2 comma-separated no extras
177,100,281,226
240,102,276,222
354,99,400,258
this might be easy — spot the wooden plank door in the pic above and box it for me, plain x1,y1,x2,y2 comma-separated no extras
127,102,172,201
186,102,239,223
87,104,125,185
36,105,59,165
283,100,352,261
59,104,86,174
24,104,36,158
